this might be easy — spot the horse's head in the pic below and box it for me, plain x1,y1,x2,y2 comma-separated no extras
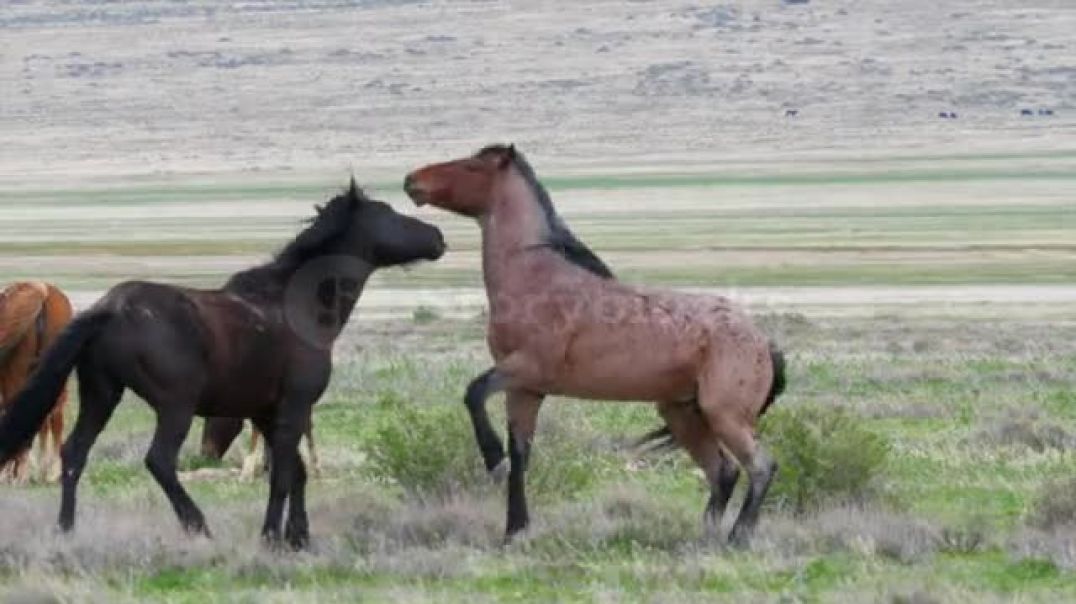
404,144,518,218
340,179,446,267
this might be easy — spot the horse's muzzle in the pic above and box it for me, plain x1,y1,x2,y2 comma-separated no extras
403,173,426,205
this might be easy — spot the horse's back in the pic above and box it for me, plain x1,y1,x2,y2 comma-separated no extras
495,276,769,402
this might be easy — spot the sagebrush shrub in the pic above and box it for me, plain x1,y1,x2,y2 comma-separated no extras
760,405,890,512
365,391,487,495
1028,477,1076,530
365,392,616,498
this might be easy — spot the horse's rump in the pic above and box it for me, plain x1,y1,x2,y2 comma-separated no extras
0,282,49,356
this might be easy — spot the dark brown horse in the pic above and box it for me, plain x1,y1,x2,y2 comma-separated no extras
0,281,72,484
405,146,786,545
0,181,444,549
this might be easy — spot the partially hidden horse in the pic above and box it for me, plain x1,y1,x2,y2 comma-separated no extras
199,416,319,481
0,281,72,484
404,145,786,545
0,181,445,549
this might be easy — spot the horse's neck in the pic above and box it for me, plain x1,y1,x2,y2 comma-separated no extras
479,176,550,294
225,253,371,330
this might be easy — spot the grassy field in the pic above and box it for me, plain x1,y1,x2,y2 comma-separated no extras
1,155,1076,601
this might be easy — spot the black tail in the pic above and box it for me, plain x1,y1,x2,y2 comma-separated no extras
631,425,676,452
633,344,788,454
759,343,787,417
0,310,111,464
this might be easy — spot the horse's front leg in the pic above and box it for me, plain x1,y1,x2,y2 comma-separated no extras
464,368,509,479
504,389,544,541
256,412,303,549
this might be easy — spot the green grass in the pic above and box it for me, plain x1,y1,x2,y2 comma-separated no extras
2,316,1075,601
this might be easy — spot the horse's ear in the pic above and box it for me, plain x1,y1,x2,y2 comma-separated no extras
348,175,367,206
497,144,517,170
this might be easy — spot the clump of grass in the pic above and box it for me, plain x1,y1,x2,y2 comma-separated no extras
411,305,441,324
1027,476,1076,530
365,391,487,496
976,410,1075,452
1010,526,1076,571
938,515,991,555
178,454,226,472
760,405,890,512
527,485,697,554
364,391,616,498
755,505,940,563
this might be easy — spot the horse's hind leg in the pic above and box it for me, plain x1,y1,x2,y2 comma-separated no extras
33,412,49,483
0,372,32,485
60,365,122,532
657,401,739,534
720,425,775,547
699,404,776,547
240,425,264,481
42,388,67,483
145,404,209,536
696,347,779,547
303,419,319,478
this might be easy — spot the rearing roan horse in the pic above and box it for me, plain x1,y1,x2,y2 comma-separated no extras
0,181,445,549
405,145,786,545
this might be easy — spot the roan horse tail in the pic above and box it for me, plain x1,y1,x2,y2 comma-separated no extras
0,309,112,465
633,343,787,452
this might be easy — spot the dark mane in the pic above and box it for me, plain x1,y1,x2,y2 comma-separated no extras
223,182,366,298
478,145,614,279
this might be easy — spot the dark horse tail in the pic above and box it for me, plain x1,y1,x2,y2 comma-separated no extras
633,343,788,452
0,310,112,465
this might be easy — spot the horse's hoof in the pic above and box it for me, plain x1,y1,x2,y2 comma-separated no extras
261,532,285,551
286,532,310,551
490,459,510,484
728,528,753,550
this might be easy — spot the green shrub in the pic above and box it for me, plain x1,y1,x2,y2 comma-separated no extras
365,391,486,495
365,392,615,498
760,405,890,512
411,305,441,324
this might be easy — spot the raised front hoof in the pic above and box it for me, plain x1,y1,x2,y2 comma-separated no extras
489,458,510,484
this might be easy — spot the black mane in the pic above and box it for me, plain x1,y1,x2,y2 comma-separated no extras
478,145,614,280
224,183,366,298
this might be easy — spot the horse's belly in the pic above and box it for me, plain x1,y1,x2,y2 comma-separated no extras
549,332,699,402
199,360,284,416
551,363,696,402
